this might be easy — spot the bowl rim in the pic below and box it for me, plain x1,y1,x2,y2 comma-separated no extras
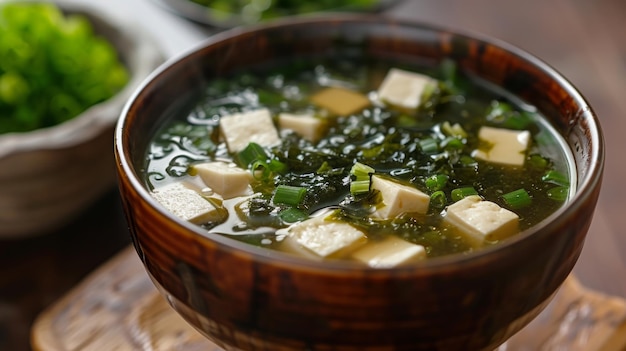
0,2,164,159
116,14,605,273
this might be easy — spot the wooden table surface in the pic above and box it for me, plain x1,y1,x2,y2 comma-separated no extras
1,0,625,350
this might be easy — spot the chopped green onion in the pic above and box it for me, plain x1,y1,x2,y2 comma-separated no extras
420,82,437,102
502,188,532,209
547,186,569,202
349,162,374,195
528,154,549,170
350,180,370,195
440,59,458,92
441,121,467,138
316,161,344,176
361,144,383,158
502,111,533,130
419,138,439,154
238,142,268,168
273,185,307,206
459,155,477,167
350,162,375,180
451,187,478,202
542,170,569,186
268,159,287,173
425,174,449,192
486,101,534,130
441,136,464,151
278,208,309,223
317,161,332,174
257,88,285,105
486,100,514,121
251,160,270,180
396,114,418,128
238,142,286,181
430,190,447,209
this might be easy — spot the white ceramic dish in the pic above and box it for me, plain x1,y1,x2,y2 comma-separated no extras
0,3,164,238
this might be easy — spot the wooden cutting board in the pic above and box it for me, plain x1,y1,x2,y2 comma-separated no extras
31,246,626,351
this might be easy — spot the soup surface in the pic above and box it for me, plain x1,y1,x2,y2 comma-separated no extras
144,57,573,266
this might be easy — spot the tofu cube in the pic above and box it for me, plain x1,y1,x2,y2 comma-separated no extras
278,112,327,143
371,175,430,219
352,236,426,268
473,126,531,166
278,234,324,261
219,108,280,152
377,68,437,109
193,161,252,199
310,87,370,116
285,211,366,258
150,182,224,224
444,195,519,243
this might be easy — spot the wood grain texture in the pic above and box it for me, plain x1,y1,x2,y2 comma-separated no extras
31,246,626,351
31,247,220,351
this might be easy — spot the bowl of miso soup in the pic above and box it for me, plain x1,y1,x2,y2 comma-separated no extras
115,15,604,351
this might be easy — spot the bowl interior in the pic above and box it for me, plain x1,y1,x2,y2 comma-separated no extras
119,15,603,265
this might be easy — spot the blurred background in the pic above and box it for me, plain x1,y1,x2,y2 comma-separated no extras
0,0,624,350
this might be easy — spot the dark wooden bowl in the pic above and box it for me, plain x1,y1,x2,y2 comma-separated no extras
115,15,604,350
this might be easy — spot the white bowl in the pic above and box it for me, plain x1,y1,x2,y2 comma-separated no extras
0,3,164,238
